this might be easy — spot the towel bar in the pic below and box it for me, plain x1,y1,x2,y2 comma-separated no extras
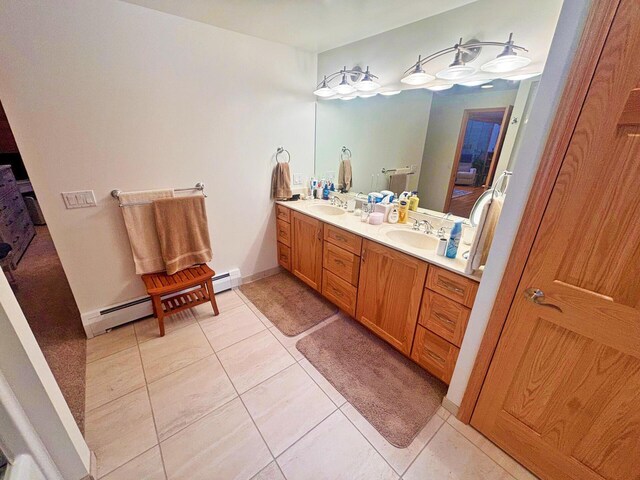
110,183,206,207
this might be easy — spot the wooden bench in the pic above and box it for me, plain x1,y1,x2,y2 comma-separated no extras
142,264,219,336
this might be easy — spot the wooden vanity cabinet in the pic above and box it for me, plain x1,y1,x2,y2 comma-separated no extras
290,211,323,292
356,239,428,355
275,204,480,381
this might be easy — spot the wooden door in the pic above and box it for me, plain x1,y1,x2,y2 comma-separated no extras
356,240,427,355
472,3,640,479
291,211,323,291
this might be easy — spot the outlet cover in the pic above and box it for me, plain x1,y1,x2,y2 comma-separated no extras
293,173,304,185
62,190,97,209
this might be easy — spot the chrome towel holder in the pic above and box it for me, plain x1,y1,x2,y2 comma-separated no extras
276,147,291,163
110,182,206,207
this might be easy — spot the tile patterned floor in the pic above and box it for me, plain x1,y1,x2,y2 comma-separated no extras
85,289,537,480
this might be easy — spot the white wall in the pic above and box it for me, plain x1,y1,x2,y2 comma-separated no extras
317,0,564,89
315,89,432,193
417,87,518,211
447,0,592,407
0,0,317,319
0,274,89,480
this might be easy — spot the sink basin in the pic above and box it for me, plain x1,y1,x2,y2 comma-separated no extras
385,229,439,250
308,204,346,216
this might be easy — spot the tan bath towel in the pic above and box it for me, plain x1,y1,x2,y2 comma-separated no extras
389,173,409,194
272,162,292,200
120,189,174,274
153,195,212,275
465,195,504,274
338,159,353,192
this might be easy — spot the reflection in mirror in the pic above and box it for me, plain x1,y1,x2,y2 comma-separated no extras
0,448,7,479
315,77,540,218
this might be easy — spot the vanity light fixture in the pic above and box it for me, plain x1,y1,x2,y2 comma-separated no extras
501,71,541,81
480,84,494,89
380,90,402,96
480,34,531,73
424,83,454,91
358,92,378,98
313,66,380,97
339,95,357,100
458,79,492,87
401,56,435,85
402,33,530,87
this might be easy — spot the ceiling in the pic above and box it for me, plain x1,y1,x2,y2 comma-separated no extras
120,0,479,53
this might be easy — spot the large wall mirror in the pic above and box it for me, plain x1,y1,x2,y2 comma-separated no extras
315,77,539,218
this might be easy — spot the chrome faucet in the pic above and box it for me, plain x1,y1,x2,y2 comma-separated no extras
412,219,435,234
330,196,346,208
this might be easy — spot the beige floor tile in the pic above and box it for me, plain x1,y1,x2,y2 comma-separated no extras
217,330,295,393
216,289,246,312
447,416,537,479
200,304,266,351
298,358,346,407
269,326,304,360
85,346,145,412
85,387,157,478
135,310,196,343
100,446,166,480
341,402,444,476
139,323,213,383
277,411,397,480
236,291,274,328
252,461,285,480
242,364,336,456
161,397,271,480
404,422,513,480
436,405,451,420
86,324,137,363
148,355,237,441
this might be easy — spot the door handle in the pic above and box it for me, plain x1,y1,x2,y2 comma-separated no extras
524,288,563,313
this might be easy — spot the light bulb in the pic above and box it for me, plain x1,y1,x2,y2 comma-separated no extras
313,76,334,97
356,67,380,91
358,92,378,98
458,79,492,87
339,95,356,101
424,84,453,91
380,90,401,96
333,73,356,95
401,58,434,85
436,64,476,81
481,54,531,73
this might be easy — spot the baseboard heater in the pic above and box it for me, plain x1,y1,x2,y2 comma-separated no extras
82,268,241,338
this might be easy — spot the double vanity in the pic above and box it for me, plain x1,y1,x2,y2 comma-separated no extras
275,199,480,384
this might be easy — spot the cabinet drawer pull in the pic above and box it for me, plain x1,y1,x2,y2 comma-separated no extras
426,350,445,365
335,234,346,242
330,285,344,298
433,312,455,325
334,259,346,267
317,230,322,241
437,278,464,294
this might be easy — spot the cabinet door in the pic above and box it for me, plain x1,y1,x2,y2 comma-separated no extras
356,239,428,355
291,211,323,291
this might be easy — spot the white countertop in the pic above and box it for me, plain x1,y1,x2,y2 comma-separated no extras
276,199,482,282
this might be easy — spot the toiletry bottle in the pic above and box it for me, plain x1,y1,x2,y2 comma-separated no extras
446,221,462,259
409,192,419,211
388,205,399,224
322,183,330,200
398,200,409,224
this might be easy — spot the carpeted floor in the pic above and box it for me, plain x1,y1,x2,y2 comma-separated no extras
11,226,86,432
239,271,337,336
297,314,447,448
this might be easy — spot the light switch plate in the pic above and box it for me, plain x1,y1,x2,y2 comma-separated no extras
62,190,97,209
293,173,304,185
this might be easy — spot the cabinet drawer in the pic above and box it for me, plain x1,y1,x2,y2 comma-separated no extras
411,326,459,384
324,224,362,256
277,242,291,271
323,242,359,286
276,204,291,223
426,266,478,308
322,269,357,317
419,290,470,347
276,218,291,247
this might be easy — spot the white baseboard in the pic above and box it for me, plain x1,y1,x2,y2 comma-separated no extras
82,268,241,338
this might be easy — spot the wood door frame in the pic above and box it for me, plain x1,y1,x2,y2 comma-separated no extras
457,0,622,424
443,107,511,213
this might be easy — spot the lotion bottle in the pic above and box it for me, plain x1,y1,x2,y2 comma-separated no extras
446,221,462,259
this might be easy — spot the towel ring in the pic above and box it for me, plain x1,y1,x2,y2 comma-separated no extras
340,146,352,161
492,171,512,199
276,147,291,164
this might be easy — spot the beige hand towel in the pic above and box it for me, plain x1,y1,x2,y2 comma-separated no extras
120,189,174,274
389,173,408,194
465,195,504,274
272,162,292,200
153,195,212,275
338,159,353,192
